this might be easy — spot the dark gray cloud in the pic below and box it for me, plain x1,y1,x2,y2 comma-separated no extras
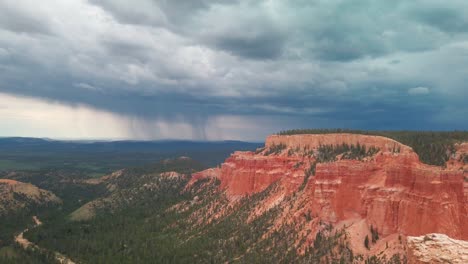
88,0,236,28
207,25,286,59
0,0,467,140
413,6,468,33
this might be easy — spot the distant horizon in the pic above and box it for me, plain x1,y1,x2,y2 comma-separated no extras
0,135,264,143
2,128,468,143
1,1,467,141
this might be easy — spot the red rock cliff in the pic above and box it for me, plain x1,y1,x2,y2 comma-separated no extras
189,133,468,240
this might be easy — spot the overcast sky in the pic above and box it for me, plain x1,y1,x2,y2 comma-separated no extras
1,0,467,141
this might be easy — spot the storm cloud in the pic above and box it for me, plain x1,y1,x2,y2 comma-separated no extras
0,0,467,140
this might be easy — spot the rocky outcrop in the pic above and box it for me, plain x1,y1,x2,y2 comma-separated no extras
188,133,468,243
447,142,468,172
407,233,468,263
266,134,413,153
218,152,306,198
0,179,61,214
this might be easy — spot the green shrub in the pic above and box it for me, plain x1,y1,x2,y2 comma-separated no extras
460,154,468,164
364,235,370,250
316,143,380,163
300,162,316,191
370,225,379,243
264,143,287,156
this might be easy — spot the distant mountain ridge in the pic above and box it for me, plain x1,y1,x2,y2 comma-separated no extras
0,137,262,155
0,137,263,170
0,136,261,147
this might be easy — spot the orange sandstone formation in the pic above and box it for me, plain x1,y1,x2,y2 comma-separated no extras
0,179,21,185
189,134,468,241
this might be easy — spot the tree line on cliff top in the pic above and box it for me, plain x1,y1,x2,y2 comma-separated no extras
277,129,468,166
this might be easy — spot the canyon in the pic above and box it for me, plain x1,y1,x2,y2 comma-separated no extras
188,133,468,259
4,133,467,263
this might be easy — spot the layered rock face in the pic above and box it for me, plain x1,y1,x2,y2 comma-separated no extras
190,134,468,241
311,158,465,238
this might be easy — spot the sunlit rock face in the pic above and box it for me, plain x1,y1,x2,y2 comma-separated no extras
0,179,61,214
189,134,468,241
407,233,468,264
265,134,413,153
